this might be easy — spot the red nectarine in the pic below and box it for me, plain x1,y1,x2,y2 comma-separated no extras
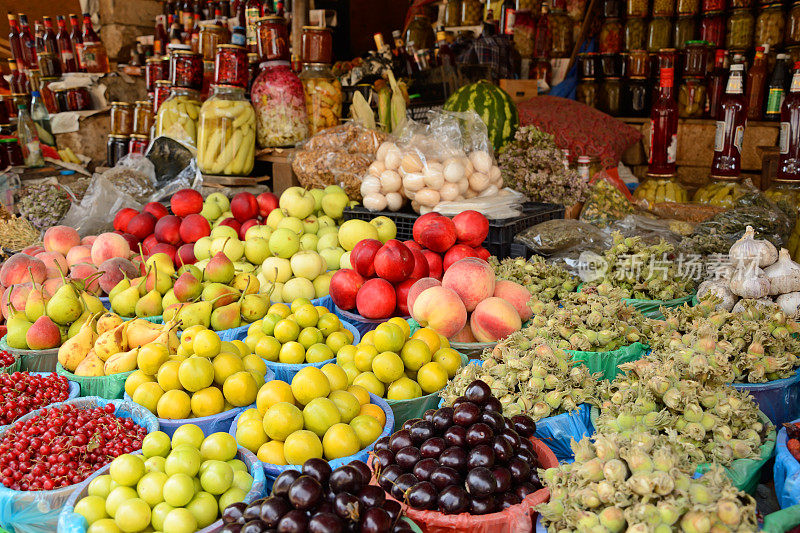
350,239,382,278
329,269,365,311
356,278,396,319
143,202,169,220
374,240,415,283
179,214,211,243
113,208,138,233
231,192,259,223
413,213,457,253
170,189,203,217
452,210,489,247
154,215,182,246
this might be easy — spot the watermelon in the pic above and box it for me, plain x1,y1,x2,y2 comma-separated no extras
443,81,519,152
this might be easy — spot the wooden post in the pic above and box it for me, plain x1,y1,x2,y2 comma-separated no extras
567,0,599,73
292,0,308,58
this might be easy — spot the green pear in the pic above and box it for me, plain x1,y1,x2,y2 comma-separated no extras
279,187,316,219
177,264,203,280
6,303,32,349
146,268,173,295
211,225,238,240
68,310,92,338
109,276,131,301
210,280,250,330
232,273,259,295
111,277,143,318
146,253,175,278
26,315,61,350
46,282,83,326
244,238,271,265
81,292,106,314
174,272,203,302
202,283,239,309
261,257,292,283
321,191,349,220
204,251,235,284
233,261,254,273
162,288,179,309
177,300,213,329
241,294,269,322
135,288,163,317
25,287,48,322
268,229,300,259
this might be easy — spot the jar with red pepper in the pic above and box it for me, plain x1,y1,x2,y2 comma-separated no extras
214,44,249,88
145,57,168,92
683,40,709,76
702,0,725,12
599,18,623,53
256,16,290,62
154,80,172,114
66,87,91,111
128,134,150,156
701,11,726,47
170,50,203,90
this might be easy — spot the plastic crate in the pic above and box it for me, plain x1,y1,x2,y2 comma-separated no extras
343,202,564,259
407,101,444,123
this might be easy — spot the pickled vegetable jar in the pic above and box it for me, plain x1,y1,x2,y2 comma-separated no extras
301,26,333,64
599,18,623,53
550,9,573,57
155,87,201,147
197,85,255,175
678,77,707,116
600,77,622,115
600,53,623,76
461,0,483,25
256,16,290,62
633,174,690,203
730,0,752,7
625,17,647,50
251,60,308,147
674,15,697,49
788,2,800,45
154,80,172,113
683,41,708,76
701,11,726,47
648,18,673,52
145,57,168,92
702,0,725,12
134,100,153,135
653,0,676,17
299,63,342,136
170,50,203,90
577,53,599,78
728,9,755,50
677,0,700,15
110,102,134,135
198,21,228,62
576,78,598,107
215,44,249,88
624,77,651,116
756,4,785,50
627,0,648,17
692,177,747,207
445,0,462,26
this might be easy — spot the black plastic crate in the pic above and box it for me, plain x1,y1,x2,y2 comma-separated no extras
342,202,564,259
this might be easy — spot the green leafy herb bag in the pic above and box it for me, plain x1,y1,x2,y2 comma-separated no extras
56,363,132,400
621,293,696,320
566,342,648,381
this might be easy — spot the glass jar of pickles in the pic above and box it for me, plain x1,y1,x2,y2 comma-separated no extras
674,15,697,49
170,50,203,90
788,1,800,45
461,0,483,25
576,78,599,107
755,4,785,50
550,9,572,57
134,100,153,136
145,57,168,92
684,40,709,76
648,17,673,52
625,17,647,50
600,77,622,115
627,49,650,76
215,44,249,88
299,63,342,136
599,18,623,53
251,61,308,147
677,0,700,15
633,174,690,203
678,77,707,116
627,0,648,17
197,84,255,176
701,11,726,47
624,77,651,116
727,9,755,50
156,87,201,147
577,52,600,78
256,16,290,62
445,0,462,26
692,176,747,207
198,21,228,62
110,102,134,135
154,80,172,114
653,0,676,17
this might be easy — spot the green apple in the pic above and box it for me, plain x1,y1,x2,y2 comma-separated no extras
219,487,248,514
370,216,397,243
338,220,379,251
303,215,319,234
200,202,222,222
245,224,272,241
277,216,304,235
290,250,326,280
110,454,145,487
245,237,271,265
268,228,300,259
266,208,286,229
193,237,213,260
282,277,316,302
316,232,339,251
232,469,254,492
151,502,175,531
324,185,346,195
317,226,339,238
200,433,238,461
106,486,138,517
206,192,230,212
228,459,247,473
211,225,238,240
165,448,202,477
261,257,292,282
300,233,319,251
319,247,345,270
340,251,352,269
310,189,324,213
279,187,316,219
145,456,166,474
321,191,349,220
114,498,151,533
317,215,337,229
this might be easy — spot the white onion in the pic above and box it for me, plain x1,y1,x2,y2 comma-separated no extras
402,172,425,192
416,188,441,207
470,150,493,174
386,192,404,211
360,176,382,196
458,178,470,194
424,168,445,190
363,193,388,212
379,170,402,193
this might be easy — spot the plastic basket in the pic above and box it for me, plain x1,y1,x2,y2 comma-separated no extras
333,306,407,338
396,437,557,533
57,446,266,533
56,363,132,400
228,319,360,384
0,397,158,533
123,365,273,438
0,372,81,433
565,342,648,381
734,370,800,426
0,356,21,375
230,392,394,491
0,336,59,372
407,318,494,360
775,419,800,510
534,403,595,461
342,202,565,259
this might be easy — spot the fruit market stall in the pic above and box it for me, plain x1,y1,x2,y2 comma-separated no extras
5,0,800,532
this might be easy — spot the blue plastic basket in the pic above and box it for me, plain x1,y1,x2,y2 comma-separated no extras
735,371,800,426
534,403,595,462
124,365,275,438
229,319,361,384
57,446,266,533
229,392,394,491
775,419,800,509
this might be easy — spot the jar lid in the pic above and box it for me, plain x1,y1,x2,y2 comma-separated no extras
604,77,622,80
109,134,130,139
155,80,172,86
646,172,677,178
580,77,597,81
709,175,742,181
0,138,18,143
302,62,331,68
198,20,224,27
685,40,709,46
40,77,59,82
676,13,696,18
135,100,150,105
629,76,648,79
302,25,331,31
577,156,591,163
260,15,286,22
217,44,246,50
658,48,678,53
146,57,165,63
131,134,149,140
703,9,725,14
111,101,132,106
173,49,200,57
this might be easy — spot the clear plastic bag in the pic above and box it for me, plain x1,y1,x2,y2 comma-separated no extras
516,219,607,255
607,214,687,247
59,173,145,236
579,173,635,226
433,188,526,219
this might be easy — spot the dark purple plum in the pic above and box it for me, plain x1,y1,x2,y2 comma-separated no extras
333,492,361,520
491,466,512,493
376,464,402,493
412,458,438,481
222,502,247,524
349,461,372,486
372,449,394,470
242,520,268,533
384,499,402,524
515,448,536,465
452,402,480,427
308,513,343,533
464,380,492,405
407,481,437,510
465,467,497,497
479,410,505,431
511,415,537,437
452,396,469,409
277,509,308,533
259,497,291,528
374,436,391,452
500,492,522,509
508,457,531,483
443,425,467,447
466,444,495,469
483,396,503,414
303,458,332,484
272,470,301,498
423,409,436,422
491,436,514,463
430,466,460,490
389,430,413,453
431,407,454,433
518,438,535,455
515,482,537,500
438,485,470,515
469,496,497,515
360,508,392,533
419,437,446,459
466,423,493,446
221,525,242,533
402,418,422,431
500,429,521,449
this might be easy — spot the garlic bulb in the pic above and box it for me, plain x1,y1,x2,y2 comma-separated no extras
776,292,800,318
729,266,771,299
729,226,778,268
697,280,737,311
732,298,777,314
764,248,800,295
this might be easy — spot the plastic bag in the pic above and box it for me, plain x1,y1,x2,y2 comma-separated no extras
534,403,594,461
147,157,202,204
622,293,696,320
433,188,526,219
763,505,800,533
362,110,504,214
579,174,635,227
607,214,688,246
56,363,131,399
735,372,800,426
515,219,607,255
291,123,390,201
59,173,145,236
775,421,800,510
566,342,648,380
0,397,158,533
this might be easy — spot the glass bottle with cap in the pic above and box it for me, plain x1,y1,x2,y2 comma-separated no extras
711,63,747,178
29,91,54,147
765,54,790,121
15,104,44,168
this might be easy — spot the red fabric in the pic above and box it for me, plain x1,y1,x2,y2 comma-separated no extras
517,95,642,170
